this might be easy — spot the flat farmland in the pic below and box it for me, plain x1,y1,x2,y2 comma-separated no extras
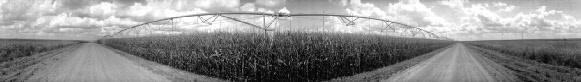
0,39,82,81
7,36,581,82
1,39,223,82
465,39,581,81
0,39,81,63
100,32,453,81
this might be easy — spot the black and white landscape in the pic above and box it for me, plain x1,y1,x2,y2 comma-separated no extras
1,0,580,82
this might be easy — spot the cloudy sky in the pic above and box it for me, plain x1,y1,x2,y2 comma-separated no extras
0,0,580,41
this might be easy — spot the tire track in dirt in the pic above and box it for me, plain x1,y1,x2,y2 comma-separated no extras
385,43,496,82
25,43,169,82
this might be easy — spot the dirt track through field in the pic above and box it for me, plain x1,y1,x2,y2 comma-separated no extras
386,43,496,82
25,43,169,82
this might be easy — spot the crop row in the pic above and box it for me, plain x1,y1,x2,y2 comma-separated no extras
100,32,452,81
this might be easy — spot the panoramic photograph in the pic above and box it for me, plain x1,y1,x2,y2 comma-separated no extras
1,0,580,82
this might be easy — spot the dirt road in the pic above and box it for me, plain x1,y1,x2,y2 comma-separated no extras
386,43,496,82
25,43,169,82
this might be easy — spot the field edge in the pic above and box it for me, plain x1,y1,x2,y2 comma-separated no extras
100,44,228,82
465,43,581,81
0,43,83,81
326,43,456,82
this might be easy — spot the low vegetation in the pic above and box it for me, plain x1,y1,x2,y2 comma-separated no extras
100,32,452,81
466,43,581,81
466,40,581,69
0,39,81,62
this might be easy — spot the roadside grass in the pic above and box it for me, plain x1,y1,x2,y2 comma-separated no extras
100,32,453,81
0,42,82,81
465,40,581,69
465,42,581,82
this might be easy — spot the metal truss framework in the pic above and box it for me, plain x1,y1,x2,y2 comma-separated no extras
103,12,453,40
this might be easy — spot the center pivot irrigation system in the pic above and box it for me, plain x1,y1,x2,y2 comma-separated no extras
102,12,453,40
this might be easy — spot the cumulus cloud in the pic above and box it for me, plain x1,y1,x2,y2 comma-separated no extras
1,0,59,25
323,0,389,33
278,7,290,14
60,0,97,10
509,6,572,32
385,0,450,27
112,0,147,6
328,0,349,6
2,0,579,40
192,0,240,11
492,2,507,7
499,5,515,12
240,3,256,12
440,0,468,10
325,0,452,35
444,2,520,33
440,0,581,35
344,0,387,18
70,2,119,19
255,0,287,8
0,0,252,40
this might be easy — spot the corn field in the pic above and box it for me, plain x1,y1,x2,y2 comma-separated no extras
100,31,452,81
